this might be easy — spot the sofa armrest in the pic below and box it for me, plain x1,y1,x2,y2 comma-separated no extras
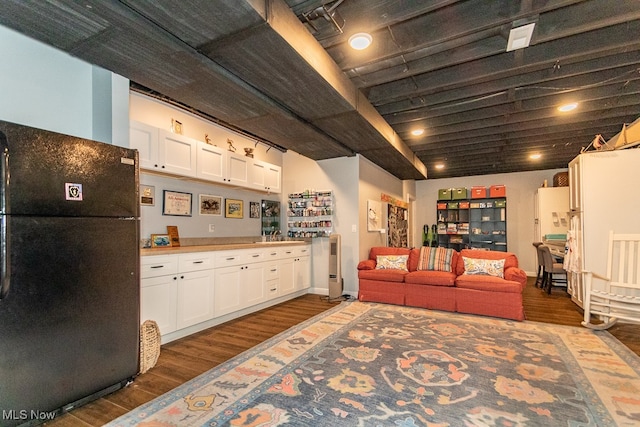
504,267,527,288
358,259,376,270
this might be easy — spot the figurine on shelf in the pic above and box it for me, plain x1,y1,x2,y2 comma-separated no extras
244,147,254,158
227,138,236,152
204,134,214,145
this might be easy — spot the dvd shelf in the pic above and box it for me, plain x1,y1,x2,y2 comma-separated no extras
287,190,334,238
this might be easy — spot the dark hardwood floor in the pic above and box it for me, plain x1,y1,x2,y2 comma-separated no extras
45,279,640,426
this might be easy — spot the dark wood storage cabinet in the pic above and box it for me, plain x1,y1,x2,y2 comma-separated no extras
437,192,507,251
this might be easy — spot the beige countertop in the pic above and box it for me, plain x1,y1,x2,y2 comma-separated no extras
141,240,308,256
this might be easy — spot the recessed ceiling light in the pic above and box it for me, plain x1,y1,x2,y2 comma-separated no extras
411,129,424,136
530,153,542,160
435,163,445,170
349,32,372,50
506,23,535,52
558,102,578,112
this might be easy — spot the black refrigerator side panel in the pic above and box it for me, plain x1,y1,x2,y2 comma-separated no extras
0,216,140,422
0,120,138,218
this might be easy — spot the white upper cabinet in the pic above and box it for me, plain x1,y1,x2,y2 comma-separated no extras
226,151,250,186
196,141,226,183
158,130,197,178
129,121,160,170
250,159,281,194
131,122,280,192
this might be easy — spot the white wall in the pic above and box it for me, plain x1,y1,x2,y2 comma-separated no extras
415,168,568,275
0,25,126,141
282,151,360,295
358,156,408,260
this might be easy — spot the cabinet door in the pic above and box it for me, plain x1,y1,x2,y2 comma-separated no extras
130,121,160,170
176,270,215,329
264,163,281,194
141,275,177,335
243,263,267,308
197,141,226,183
294,256,311,290
159,130,198,177
214,266,243,317
249,159,267,191
279,257,295,296
227,151,250,186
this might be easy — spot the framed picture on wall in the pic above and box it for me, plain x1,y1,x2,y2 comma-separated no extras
162,190,192,216
250,201,260,218
140,184,155,206
199,194,222,216
225,199,243,219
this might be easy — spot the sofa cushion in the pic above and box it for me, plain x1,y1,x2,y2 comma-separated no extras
455,274,522,293
456,249,518,276
376,255,409,271
416,246,455,272
358,268,408,283
405,270,457,286
462,257,505,278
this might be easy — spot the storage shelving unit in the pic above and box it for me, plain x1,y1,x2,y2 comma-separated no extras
436,187,507,251
469,199,507,251
436,201,469,250
287,190,334,238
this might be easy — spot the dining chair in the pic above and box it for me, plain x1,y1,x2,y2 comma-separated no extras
532,242,544,288
539,244,567,294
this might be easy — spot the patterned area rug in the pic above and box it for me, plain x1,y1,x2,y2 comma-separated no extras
107,301,640,426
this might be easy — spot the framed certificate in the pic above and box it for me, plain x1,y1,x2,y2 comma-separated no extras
163,190,192,216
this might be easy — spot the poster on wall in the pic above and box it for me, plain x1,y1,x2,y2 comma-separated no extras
387,204,408,248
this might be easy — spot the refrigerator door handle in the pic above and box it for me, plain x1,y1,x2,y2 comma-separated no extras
1,133,10,299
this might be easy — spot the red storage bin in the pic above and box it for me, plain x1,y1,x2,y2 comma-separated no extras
470,186,487,199
489,185,506,198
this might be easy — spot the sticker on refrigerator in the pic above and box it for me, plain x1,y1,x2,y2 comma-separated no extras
65,183,83,201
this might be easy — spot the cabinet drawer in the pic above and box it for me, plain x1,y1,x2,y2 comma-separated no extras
141,255,178,279
245,250,264,263
295,246,311,257
266,279,278,297
265,263,279,280
215,250,245,267
281,247,296,258
179,252,215,272
263,248,280,261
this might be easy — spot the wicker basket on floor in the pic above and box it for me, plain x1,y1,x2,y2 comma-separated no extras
139,320,161,374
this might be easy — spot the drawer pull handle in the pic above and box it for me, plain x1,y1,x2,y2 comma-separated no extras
226,257,236,261
193,261,204,264
270,269,277,272
150,265,164,269
252,254,260,258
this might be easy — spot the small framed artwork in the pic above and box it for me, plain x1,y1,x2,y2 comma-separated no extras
140,184,155,206
171,118,183,135
199,194,222,216
225,199,243,219
151,234,171,248
250,201,260,218
163,190,192,216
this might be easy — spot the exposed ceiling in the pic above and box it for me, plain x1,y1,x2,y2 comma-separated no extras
1,0,639,180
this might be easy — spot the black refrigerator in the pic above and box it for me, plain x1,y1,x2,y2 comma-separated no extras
0,120,140,426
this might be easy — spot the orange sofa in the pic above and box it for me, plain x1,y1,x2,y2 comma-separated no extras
357,247,527,321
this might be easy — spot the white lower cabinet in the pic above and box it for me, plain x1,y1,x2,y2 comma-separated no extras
140,255,178,335
141,243,310,343
141,274,178,335
176,269,215,329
